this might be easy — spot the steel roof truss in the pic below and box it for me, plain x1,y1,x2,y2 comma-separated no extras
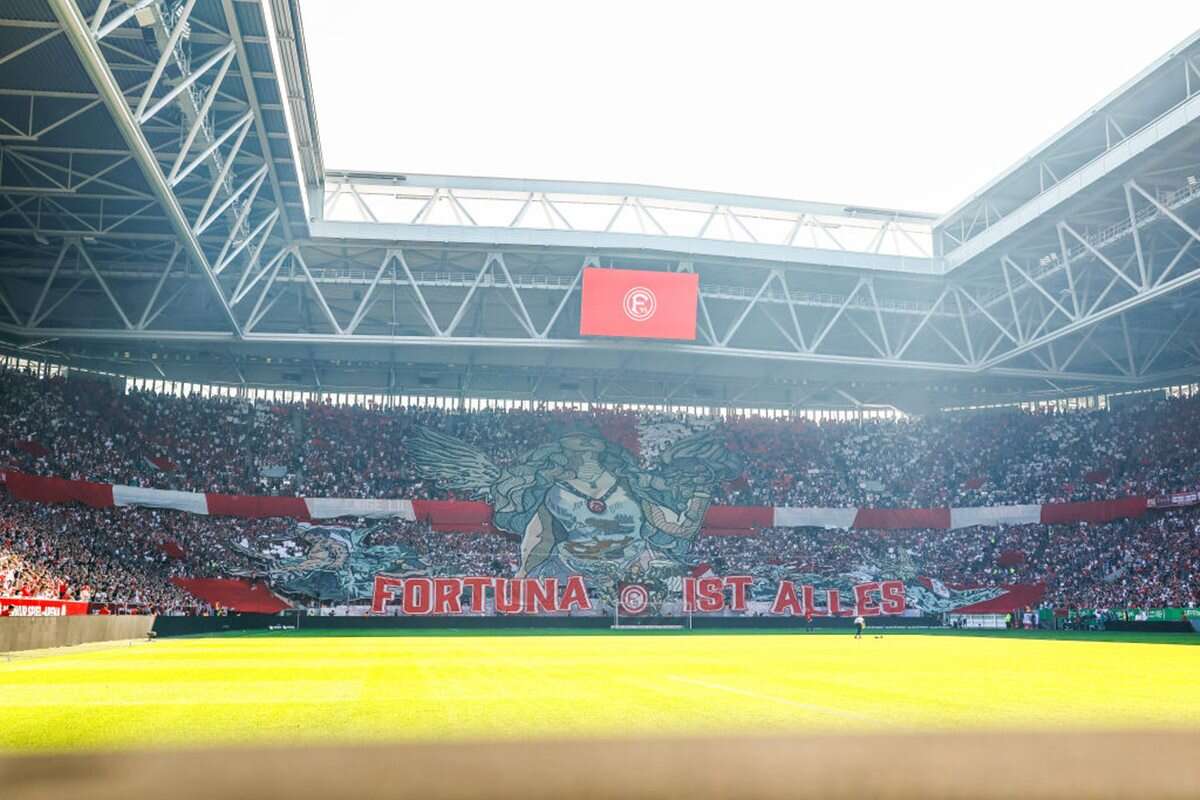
492,254,539,339
92,0,155,41
139,44,235,126
74,237,132,328
215,208,277,275
925,318,969,365
393,249,443,337
245,247,289,331
30,275,85,328
141,280,191,330
345,250,395,335
894,286,950,359
232,244,289,306
0,275,20,324
137,242,181,329
291,248,341,334
25,238,70,325
49,0,241,335
1153,237,1194,288
844,314,888,359
1001,256,1076,322
1058,222,1140,293
954,285,1018,346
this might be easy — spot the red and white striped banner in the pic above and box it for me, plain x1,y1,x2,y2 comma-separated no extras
0,471,1151,531
0,470,415,522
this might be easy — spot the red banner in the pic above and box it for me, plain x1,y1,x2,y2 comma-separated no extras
412,499,493,532
170,578,291,613
0,470,1162,532
952,583,1045,614
1039,497,1147,525
205,493,310,520
0,596,90,616
579,268,698,340
702,504,774,534
4,470,113,508
853,507,951,530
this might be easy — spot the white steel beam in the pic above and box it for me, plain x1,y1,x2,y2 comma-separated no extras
0,319,1150,385
137,244,182,329
47,0,242,336
26,239,70,325
219,0,295,248
74,239,133,329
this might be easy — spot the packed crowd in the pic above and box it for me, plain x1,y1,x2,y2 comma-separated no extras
2,365,1199,613
2,487,1196,612
690,511,1200,610
718,403,1200,508
0,493,527,610
0,496,195,613
3,369,1200,508
1034,511,1200,609
0,370,297,495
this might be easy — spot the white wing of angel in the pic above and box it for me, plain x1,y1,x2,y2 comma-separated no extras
406,426,502,497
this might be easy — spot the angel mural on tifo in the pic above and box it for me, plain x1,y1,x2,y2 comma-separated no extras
407,427,742,589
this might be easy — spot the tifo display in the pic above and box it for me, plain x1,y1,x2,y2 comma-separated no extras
368,574,908,618
1,368,1198,617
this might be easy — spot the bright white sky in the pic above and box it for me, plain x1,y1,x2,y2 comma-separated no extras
301,1,1200,215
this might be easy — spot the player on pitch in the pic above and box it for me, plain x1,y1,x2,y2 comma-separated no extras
854,614,866,639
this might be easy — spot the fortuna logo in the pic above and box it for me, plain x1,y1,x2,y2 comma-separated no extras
622,286,657,322
619,583,650,614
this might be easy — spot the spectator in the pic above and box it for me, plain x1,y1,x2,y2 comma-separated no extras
1,364,1197,613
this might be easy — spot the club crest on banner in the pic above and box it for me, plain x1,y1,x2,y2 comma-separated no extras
619,583,651,615
622,286,657,321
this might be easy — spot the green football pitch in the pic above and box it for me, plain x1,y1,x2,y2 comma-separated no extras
1,630,1198,753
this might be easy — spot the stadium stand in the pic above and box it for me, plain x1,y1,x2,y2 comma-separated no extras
4,2,1200,794
4,369,1200,507
1,368,1198,614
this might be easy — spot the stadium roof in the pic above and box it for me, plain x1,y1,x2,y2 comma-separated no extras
1,1,1199,412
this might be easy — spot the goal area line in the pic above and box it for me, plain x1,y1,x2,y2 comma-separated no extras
610,624,685,630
